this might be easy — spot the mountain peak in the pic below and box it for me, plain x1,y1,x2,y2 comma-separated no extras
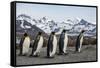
42,16,47,21
66,17,80,25
16,14,96,36
79,19,95,26
17,14,31,20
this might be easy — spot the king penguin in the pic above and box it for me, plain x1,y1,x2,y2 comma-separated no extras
47,32,57,58
58,29,68,55
30,32,44,57
75,30,85,52
19,33,31,56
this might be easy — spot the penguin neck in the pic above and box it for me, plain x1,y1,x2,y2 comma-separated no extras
24,36,28,38
51,34,55,36
79,32,84,37
38,35,42,36
62,32,67,34
62,32,65,34
80,32,83,35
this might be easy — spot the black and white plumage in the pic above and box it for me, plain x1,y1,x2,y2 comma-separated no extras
19,33,31,56
58,30,68,55
30,32,44,57
47,32,57,58
75,30,85,52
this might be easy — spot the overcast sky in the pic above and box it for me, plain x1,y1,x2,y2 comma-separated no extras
16,3,96,24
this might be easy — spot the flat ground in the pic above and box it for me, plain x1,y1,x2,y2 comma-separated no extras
16,45,97,65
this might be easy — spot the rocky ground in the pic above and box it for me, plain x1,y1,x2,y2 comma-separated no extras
16,45,97,66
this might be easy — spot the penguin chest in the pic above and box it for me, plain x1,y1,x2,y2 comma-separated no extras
63,34,68,52
53,36,57,50
80,36,83,45
64,34,68,44
38,36,43,47
22,37,30,54
36,36,43,52
50,35,57,56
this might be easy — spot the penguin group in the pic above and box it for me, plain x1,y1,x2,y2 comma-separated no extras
18,29,85,58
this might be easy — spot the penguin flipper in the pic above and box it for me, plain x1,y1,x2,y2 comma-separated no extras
47,35,53,57
19,37,25,55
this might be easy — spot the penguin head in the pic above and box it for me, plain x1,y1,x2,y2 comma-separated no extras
38,32,42,35
62,29,66,33
51,31,55,35
24,33,28,37
81,30,85,33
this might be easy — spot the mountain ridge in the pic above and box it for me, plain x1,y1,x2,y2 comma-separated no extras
16,14,96,36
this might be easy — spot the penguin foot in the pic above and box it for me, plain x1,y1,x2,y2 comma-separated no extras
57,52,64,55
22,54,27,56
29,54,33,57
18,54,22,56
57,52,68,55
63,53,69,55
47,56,54,58
33,54,40,57
74,51,81,54
49,57,54,59
78,51,82,53
46,55,55,58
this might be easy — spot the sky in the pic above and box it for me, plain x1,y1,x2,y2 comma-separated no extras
16,3,96,24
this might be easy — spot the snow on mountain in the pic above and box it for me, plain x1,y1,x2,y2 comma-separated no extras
70,19,96,33
89,27,96,33
17,14,36,26
66,17,80,25
16,14,96,36
34,17,57,33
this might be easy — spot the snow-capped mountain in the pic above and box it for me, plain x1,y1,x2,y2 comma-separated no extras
16,14,96,36
91,27,96,33
16,14,48,39
70,19,96,33
66,17,81,25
